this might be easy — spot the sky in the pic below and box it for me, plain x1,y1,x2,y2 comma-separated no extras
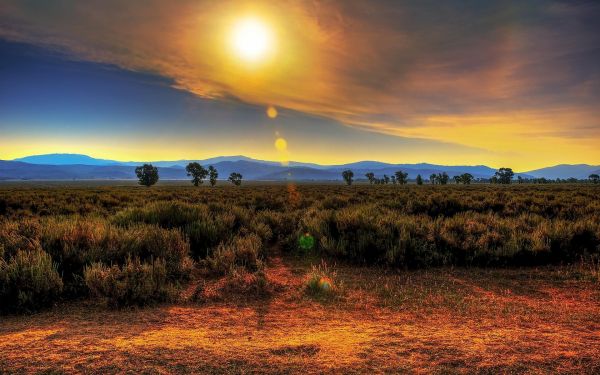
0,0,599,170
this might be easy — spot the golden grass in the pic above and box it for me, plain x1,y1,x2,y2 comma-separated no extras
1,255,598,374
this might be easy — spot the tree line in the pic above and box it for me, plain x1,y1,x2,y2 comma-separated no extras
341,167,600,185
135,163,243,187
135,163,600,187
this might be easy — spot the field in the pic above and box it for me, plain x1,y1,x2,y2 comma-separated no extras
1,183,599,373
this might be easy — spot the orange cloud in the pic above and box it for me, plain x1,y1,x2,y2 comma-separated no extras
0,0,598,169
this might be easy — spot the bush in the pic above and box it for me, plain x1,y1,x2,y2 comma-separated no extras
113,202,237,258
84,257,175,307
0,219,42,259
40,219,121,294
305,261,340,299
121,225,193,280
1,183,599,313
40,218,192,296
0,249,63,313
184,215,235,258
207,234,263,275
112,201,209,228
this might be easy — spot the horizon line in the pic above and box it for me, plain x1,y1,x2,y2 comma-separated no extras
7,152,599,173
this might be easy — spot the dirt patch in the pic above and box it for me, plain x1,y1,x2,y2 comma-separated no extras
1,257,599,374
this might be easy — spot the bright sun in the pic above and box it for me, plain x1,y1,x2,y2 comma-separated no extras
230,18,273,63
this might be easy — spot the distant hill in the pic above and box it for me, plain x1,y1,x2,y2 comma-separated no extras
525,164,600,180
4,153,597,181
15,153,123,166
0,160,187,180
13,153,325,169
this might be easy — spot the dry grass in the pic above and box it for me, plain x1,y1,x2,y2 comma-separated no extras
1,255,598,374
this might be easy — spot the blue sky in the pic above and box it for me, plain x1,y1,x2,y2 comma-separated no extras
0,39,483,165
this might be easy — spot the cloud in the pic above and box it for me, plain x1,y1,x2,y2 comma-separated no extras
0,0,598,161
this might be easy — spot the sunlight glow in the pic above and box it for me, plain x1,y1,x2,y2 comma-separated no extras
230,18,273,63
267,105,278,119
274,138,287,151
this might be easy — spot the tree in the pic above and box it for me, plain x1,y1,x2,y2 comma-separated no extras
228,172,242,186
429,174,437,184
589,174,600,184
460,173,473,185
342,170,354,186
395,170,408,185
494,168,514,184
135,164,159,187
383,174,390,184
416,174,423,185
365,172,375,184
390,175,396,184
437,172,449,185
453,175,461,184
517,175,524,184
185,162,208,186
208,165,218,186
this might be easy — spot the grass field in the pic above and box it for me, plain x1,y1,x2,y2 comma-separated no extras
1,183,599,373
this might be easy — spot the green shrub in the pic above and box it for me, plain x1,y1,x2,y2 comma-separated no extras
0,249,63,313
84,257,175,307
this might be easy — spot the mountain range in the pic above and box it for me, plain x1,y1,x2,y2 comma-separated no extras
0,153,598,181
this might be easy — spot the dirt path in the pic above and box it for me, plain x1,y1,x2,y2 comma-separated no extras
1,258,599,374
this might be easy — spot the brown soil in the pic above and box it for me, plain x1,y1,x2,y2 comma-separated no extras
1,256,599,374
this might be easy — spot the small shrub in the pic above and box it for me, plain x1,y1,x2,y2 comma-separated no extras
207,234,263,275
184,214,235,258
220,269,271,298
84,257,175,307
305,261,340,298
0,249,63,313
193,268,272,302
0,219,42,259
122,225,193,280
580,255,600,283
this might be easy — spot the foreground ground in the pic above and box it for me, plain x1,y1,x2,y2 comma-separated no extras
1,255,599,374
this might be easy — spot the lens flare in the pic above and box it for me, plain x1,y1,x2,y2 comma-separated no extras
266,105,278,119
298,232,315,250
318,277,333,292
287,183,301,207
274,137,287,151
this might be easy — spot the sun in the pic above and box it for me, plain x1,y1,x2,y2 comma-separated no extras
230,17,273,63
